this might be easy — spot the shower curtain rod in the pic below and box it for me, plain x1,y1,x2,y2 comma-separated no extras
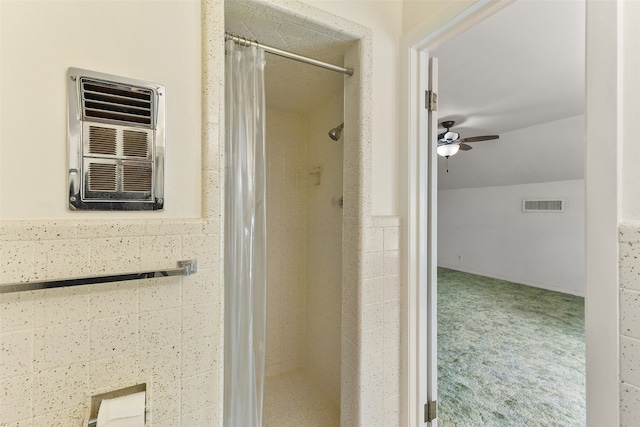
225,32,354,76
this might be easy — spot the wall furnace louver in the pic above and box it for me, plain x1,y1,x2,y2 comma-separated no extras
67,68,165,210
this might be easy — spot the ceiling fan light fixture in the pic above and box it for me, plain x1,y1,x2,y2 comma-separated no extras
443,131,459,142
437,144,460,157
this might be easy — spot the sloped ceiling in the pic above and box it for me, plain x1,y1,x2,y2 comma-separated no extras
432,0,586,190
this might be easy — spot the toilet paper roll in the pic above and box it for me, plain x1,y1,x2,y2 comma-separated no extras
96,391,145,427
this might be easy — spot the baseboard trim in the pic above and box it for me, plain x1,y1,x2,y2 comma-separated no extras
437,264,585,297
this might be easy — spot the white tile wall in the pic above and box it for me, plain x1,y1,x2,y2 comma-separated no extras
264,96,344,410
360,216,401,426
620,222,640,425
265,109,308,376
0,223,223,425
305,91,344,404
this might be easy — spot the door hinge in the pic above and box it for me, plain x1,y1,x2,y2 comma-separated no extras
426,90,437,111
425,400,437,423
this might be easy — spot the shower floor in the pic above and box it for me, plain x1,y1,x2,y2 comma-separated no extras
264,369,339,427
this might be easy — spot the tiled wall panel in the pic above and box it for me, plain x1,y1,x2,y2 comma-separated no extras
620,223,640,426
0,223,223,426
305,91,344,404
265,109,308,376
360,216,401,426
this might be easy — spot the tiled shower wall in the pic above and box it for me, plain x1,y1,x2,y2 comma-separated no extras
265,109,308,376
264,93,345,409
619,222,640,425
306,95,344,402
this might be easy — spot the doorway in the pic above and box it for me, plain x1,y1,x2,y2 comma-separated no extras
401,0,617,425
433,1,586,423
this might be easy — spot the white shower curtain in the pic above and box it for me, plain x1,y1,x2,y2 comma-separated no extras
224,40,267,427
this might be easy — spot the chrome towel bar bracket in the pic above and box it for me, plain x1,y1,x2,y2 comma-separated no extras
0,259,197,294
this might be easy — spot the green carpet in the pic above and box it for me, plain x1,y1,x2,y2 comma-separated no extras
437,268,585,426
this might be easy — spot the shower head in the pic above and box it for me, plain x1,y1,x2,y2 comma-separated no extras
328,123,344,141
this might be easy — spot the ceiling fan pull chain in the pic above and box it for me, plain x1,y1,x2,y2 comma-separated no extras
446,156,449,173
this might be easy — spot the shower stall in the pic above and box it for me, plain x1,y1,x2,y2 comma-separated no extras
260,91,344,427
224,1,359,425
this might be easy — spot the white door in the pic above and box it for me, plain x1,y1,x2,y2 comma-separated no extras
414,54,439,426
425,56,439,426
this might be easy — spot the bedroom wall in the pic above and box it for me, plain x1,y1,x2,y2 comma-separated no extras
438,179,585,296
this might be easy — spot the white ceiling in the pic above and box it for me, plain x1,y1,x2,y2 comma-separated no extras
432,0,586,190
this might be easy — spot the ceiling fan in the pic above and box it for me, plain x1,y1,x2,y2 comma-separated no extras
437,120,499,158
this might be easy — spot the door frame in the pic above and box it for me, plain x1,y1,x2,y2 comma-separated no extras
399,1,619,426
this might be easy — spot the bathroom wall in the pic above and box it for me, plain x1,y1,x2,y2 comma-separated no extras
305,94,344,402
619,223,640,425
0,0,223,425
0,0,202,220
0,222,222,426
300,0,403,216
1,0,397,426
265,109,308,376
402,0,476,41
619,2,640,424
363,216,402,426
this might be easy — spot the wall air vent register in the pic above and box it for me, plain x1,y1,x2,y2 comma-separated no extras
522,199,564,212
67,68,165,210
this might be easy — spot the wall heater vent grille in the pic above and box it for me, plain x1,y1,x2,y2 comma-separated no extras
68,67,165,210
522,199,564,212
88,163,117,192
88,126,117,155
123,130,149,157
81,79,153,126
123,164,153,192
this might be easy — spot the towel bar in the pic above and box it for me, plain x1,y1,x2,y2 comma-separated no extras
0,259,197,294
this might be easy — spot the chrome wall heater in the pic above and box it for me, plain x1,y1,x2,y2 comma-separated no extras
67,68,165,210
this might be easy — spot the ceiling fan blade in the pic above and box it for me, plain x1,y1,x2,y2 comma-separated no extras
458,143,473,151
459,135,499,143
